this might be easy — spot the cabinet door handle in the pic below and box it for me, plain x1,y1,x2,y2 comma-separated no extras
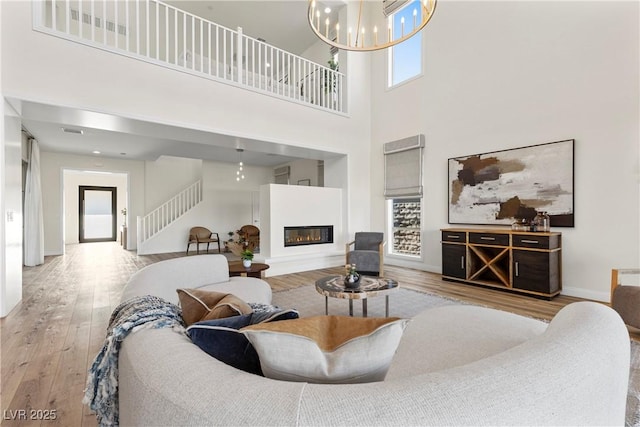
515,262,519,277
521,239,539,244
461,256,465,269
480,236,495,241
447,235,460,239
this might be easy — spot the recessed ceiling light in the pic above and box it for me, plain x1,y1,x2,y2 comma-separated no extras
324,7,331,13
92,150,101,154
61,127,83,135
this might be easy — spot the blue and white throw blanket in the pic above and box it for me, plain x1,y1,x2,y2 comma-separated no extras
83,295,185,426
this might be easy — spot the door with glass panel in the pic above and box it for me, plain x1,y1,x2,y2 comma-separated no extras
79,186,117,243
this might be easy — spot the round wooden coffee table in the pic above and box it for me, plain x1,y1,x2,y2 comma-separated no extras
315,275,399,317
228,261,270,278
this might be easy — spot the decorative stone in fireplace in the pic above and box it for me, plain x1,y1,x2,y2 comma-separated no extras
284,225,334,247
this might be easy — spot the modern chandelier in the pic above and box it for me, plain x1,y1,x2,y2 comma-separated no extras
308,0,437,52
236,149,245,182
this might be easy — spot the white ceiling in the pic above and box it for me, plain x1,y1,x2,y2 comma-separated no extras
18,1,346,167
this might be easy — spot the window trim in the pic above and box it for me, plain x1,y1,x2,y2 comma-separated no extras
387,0,424,89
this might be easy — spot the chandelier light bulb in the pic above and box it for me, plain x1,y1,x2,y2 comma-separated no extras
308,0,436,52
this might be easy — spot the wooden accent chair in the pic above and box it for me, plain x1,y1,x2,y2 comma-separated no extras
186,227,221,255
610,268,640,329
346,232,385,277
238,225,260,252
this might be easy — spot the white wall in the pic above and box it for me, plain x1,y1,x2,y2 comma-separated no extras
144,156,202,211
62,171,128,245
40,152,144,254
370,1,640,301
1,99,23,317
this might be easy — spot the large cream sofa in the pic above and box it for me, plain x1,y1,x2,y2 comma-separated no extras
118,255,630,426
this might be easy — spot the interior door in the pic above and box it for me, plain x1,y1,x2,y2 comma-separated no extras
79,186,117,243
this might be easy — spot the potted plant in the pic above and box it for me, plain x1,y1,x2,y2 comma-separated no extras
241,249,254,268
344,263,360,288
322,59,339,97
225,230,245,256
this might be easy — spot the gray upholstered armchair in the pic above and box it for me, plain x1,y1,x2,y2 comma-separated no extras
346,232,385,277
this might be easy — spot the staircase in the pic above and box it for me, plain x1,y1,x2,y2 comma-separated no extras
137,180,202,248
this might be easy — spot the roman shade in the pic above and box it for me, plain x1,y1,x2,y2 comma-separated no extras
384,134,425,198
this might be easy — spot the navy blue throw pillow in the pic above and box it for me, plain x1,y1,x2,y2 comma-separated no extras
187,309,299,375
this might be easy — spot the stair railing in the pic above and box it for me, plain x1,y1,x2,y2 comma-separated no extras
137,179,202,244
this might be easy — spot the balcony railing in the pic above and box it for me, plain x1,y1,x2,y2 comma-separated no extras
32,0,346,113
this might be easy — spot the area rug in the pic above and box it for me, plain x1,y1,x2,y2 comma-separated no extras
272,285,640,426
630,340,640,427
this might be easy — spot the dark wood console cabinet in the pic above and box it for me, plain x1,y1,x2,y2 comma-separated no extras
441,228,562,299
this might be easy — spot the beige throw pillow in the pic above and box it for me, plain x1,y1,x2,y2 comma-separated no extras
177,288,253,326
241,315,409,384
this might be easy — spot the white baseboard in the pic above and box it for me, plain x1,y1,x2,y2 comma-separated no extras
560,286,609,303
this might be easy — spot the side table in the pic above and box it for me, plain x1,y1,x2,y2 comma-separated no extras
228,261,270,279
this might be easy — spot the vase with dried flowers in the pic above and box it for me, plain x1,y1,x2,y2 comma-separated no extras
344,263,361,288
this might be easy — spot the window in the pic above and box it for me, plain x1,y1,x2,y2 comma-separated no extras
388,0,423,87
383,135,424,258
389,198,421,256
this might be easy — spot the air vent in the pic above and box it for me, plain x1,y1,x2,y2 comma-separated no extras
61,127,84,135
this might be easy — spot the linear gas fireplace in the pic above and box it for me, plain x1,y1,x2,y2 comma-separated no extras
284,225,334,247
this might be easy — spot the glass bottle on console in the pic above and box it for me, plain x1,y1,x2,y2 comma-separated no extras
532,211,551,232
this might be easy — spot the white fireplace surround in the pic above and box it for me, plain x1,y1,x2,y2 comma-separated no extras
258,184,344,276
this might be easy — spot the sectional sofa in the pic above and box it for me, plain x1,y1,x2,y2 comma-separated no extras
116,255,630,426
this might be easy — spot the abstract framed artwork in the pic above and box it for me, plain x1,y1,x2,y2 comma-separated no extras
448,139,574,227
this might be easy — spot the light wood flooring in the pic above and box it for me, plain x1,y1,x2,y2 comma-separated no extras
2,242,637,426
